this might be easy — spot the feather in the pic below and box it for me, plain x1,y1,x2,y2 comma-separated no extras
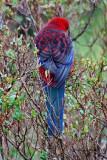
35,17,74,136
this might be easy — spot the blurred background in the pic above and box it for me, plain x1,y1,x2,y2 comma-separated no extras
0,0,107,159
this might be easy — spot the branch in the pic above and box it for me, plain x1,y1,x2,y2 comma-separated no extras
72,2,96,41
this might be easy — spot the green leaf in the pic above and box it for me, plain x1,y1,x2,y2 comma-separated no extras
10,148,18,158
12,108,23,121
0,98,3,105
31,70,38,78
17,34,23,46
0,88,4,97
9,63,17,75
31,109,38,118
3,127,9,134
14,15,24,25
80,109,84,115
9,94,16,103
12,0,18,5
18,93,26,102
84,125,89,133
40,150,47,160
5,49,16,60
0,146,3,152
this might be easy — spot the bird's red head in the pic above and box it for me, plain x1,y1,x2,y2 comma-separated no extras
46,17,69,31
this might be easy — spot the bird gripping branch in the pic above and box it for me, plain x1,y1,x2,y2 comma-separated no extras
35,17,74,136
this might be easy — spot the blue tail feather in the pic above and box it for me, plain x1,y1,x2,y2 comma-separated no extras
45,84,65,136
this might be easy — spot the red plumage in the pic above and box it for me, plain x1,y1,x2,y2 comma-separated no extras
36,17,70,86
39,66,55,86
35,17,74,136
45,17,69,31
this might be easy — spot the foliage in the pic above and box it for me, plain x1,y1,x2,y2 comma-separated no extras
0,0,107,160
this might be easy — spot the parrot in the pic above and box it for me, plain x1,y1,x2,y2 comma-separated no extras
35,17,74,137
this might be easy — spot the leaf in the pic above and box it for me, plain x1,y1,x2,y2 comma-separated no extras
9,94,16,103
31,70,38,78
0,88,4,97
0,98,2,105
17,34,23,46
10,148,18,158
5,76,13,84
17,93,26,104
84,125,89,133
5,49,16,60
80,109,84,115
8,63,17,75
12,0,18,5
31,109,38,118
12,108,23,121
0,145,3,153
14,15,24,24
40,150,47,160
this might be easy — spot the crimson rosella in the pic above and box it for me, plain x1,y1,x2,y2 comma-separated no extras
35,17,74,136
